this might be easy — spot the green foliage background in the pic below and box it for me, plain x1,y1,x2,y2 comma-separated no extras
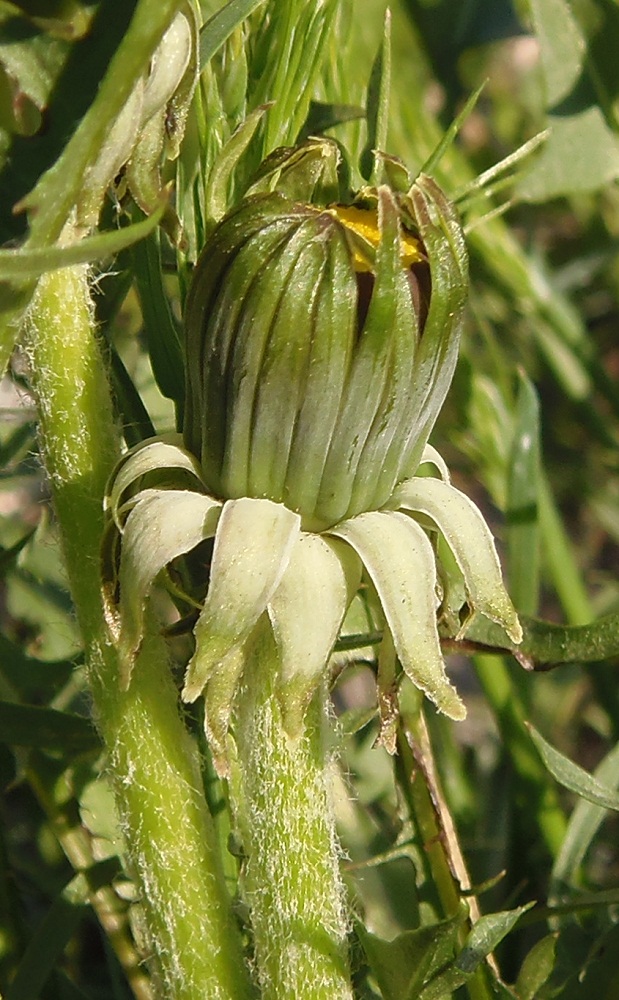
1,0,619,997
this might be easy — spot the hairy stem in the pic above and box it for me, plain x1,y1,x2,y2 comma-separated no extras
26,262,250,1000
233,620,352,1000
90,631,250,1000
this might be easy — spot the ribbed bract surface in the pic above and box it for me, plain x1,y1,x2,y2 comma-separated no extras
184,178,468,529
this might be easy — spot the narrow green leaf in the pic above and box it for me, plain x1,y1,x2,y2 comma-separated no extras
506,372,541,615
551,740,619,893
0,202,165,280
199,0,267,69
132,227,184,409
361,8,392,183
460,906,532,969
418,905,531,1000
528,723,619,811
0,701,98,753
247,0,338,158
5,861,119,1000
515,934,558,1000
205,104,269,224
107,345,157,447
455,130,549,208
419,81,486,179
356,907,467,1000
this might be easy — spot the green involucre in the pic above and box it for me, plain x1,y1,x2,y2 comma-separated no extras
183,175,468,529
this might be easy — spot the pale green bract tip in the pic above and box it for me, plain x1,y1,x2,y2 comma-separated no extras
329,509,467,723
392,477,523,646
182,497,301,703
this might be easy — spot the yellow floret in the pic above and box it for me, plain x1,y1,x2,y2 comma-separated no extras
330,204,424,272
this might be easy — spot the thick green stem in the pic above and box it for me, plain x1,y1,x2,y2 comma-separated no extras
26,262,250,1000
233,621,352,1000
90,631,250,1000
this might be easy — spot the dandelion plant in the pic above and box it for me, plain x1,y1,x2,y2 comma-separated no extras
3,1,619,999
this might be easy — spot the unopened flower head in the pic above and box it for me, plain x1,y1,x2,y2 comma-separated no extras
183,175,467,530
102,145,521,765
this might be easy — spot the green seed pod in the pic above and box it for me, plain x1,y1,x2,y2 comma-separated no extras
184,174,468,531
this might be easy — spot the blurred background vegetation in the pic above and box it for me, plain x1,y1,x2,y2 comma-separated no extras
1,0,619,997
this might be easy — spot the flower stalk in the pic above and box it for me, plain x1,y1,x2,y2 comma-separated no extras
26,261,250,1000
232,617,352,1000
